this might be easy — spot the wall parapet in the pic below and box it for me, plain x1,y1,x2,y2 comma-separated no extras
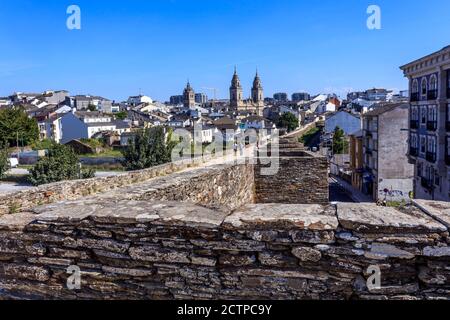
0,149,246,216
0,200,448,300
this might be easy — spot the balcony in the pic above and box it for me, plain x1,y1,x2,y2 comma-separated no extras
426,152,437,163
427,121,437,131
410,92,419,102
409,147,418,157
421,177,433,190
427,89,438,100
410,120,419,130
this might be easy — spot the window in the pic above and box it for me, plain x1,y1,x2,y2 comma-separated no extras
421,106,427,124
428,105,437,121
447,70,450,89
412,79,419,93
426,166,433,182
421,78,428,96
430,75,438,91
427,136,437,154
410,134,418,148
420,136,426,154
448,136,450,156
411,106,419,120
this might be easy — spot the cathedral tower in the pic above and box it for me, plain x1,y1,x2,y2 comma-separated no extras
183,81,195,108
251,70,264,107
229,67,244,110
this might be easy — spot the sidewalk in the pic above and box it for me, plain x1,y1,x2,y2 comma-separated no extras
329,175,373,203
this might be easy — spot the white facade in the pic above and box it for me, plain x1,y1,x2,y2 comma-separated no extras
128,95,153,106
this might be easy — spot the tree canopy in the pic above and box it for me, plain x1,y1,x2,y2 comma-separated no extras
278,113,299,132
121,127,177,171
0,107,39,147
332,126,349,155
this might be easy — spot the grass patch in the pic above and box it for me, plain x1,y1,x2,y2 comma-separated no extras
79,150,123,158
386,200,407,208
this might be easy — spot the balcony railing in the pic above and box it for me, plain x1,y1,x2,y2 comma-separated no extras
410,120,419,129
427,89,438,100
410,92,419,102
409,147,418,157
427,121,437,131
421,177,433,190
426,152,437,163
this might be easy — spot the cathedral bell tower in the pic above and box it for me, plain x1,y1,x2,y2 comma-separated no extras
251,70,264,107
229,67,244,110
183,81,195,108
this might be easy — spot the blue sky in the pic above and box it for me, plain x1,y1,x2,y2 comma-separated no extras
0,0,449,102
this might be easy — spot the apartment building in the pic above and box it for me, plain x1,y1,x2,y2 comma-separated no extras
362,103,414,201
400,45,450,201
349,130,364,192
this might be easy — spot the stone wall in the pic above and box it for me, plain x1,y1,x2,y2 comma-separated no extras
0,152,240,216
0,201,448,300
255,154,329,205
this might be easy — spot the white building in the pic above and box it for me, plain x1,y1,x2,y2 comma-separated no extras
38,115,64,143
60,111,130,144
128,95,153,106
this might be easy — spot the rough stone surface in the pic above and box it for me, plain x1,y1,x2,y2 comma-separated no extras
255,153,329,205
414,200,450,229
0,151,449,300
337,203,447,234
0,197,448,300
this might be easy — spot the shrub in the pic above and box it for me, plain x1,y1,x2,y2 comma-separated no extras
278,113,299,132
28,143,95,186
31,139,54,151
122,127,176,171
0,106,39,147
0,141,10,179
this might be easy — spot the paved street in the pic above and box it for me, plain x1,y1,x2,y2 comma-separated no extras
329,177,355,203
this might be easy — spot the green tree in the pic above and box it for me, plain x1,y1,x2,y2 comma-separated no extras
0,141,10,179
121,127,176,171
278,113,299,132
0,107,39,147
115,111,128,120
28,143,95,186
87,104,97,112
332,126,349,155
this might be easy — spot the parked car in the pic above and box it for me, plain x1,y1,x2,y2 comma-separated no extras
8,157,19,168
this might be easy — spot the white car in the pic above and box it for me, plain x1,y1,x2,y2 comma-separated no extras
8,158,19,168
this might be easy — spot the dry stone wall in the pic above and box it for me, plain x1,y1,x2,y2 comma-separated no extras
0,153,242,216
255,155,329,205
0,200,448,300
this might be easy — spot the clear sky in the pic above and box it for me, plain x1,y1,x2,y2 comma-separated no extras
0,0,449,102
